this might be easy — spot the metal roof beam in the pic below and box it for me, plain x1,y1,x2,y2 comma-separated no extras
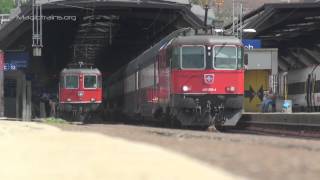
279,55,299,69
315,44,320,51
277,57,289,72
281,54,305,69
300,50,318,64
289,49,313,67
243,7,276,38
301,48,320,64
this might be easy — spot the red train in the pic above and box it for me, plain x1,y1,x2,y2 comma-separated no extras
105,29,245,127
58,63,102,119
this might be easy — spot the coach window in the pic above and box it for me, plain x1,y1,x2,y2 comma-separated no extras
181,46,205,69
213,46,237,70
84,75,97,88
65,75,79,89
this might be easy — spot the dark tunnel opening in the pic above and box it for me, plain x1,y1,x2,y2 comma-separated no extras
27,7,185,92
0,1,203,118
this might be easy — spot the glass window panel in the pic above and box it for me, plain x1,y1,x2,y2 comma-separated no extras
65,75,79,89
60,76,64,88
98,75,102,88
214,46,237,69
181,46,205,69
84,75,97,88
171,48,180,68
237,47,244,69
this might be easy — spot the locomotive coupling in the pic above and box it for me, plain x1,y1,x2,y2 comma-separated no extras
195,98,201,114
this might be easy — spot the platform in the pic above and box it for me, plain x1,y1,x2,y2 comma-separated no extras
0,120,243,180
241,112,320,126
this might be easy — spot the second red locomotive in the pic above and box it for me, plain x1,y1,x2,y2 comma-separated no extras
59,63,102,120
105,28,245,127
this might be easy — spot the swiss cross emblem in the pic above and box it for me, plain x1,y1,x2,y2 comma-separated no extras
204,74,214,84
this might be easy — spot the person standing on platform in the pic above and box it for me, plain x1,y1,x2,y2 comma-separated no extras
261,88,275,113
49,96,57,117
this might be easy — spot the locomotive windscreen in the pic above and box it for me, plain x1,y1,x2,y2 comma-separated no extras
84,75,97,88
65,75,79,89
214,46,238,70
181,46,205,69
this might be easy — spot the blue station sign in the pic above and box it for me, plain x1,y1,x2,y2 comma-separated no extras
5,52,29,69
4,63,17,71
242,39,261,50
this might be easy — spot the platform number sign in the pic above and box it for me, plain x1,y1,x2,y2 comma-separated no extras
4,63,17,71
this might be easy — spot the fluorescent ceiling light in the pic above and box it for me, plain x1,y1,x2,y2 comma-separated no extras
243,29,256,33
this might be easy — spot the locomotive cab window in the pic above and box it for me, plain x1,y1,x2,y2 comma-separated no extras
180,46,205,69
213,46,237,70
237,47,244,69
60,76,64,88
65,75,79,89
98,75,102,88
171,48,180,69
84,75,97,88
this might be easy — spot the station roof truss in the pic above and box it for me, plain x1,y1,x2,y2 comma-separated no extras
226,2,320,71
0,0,204,49
0,0,205,75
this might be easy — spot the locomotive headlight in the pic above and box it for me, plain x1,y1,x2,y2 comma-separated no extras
91,98,96,102
67,98,71,102
182,85,191,92
78,91,84,97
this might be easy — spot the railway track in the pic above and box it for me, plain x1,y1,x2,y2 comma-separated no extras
229,116,320,139
56,111,320,139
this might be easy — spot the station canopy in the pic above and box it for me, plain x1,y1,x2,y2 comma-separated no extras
0,0,213,77
227,2,320,71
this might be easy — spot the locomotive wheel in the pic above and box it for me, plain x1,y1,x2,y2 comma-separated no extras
163,113,181,128
210,112,226,132
207,124,226,132
72,111,85,123
164,108,182,128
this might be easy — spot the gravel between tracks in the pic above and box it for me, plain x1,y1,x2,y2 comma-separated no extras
55,122,320,180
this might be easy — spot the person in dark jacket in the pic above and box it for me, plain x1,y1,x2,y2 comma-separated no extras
261,88,275,112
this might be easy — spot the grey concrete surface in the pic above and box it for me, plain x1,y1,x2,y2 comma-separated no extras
0,121,244,180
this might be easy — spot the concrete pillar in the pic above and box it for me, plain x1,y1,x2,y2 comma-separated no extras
22,81,32,121
23,81,32,121
40,102,46,118
22,76,26,120
16,75,22,118
0,50,4,117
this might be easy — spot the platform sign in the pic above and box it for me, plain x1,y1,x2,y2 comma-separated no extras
4,63,17,71
5,52,29,69
0,50,4,117
242,39,261,50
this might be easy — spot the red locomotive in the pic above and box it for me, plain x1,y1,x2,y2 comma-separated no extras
59,62,102,120
106,28,245,127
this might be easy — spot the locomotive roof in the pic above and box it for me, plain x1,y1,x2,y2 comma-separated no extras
61,68,101,74
171,35,242,46
107,28,243,83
